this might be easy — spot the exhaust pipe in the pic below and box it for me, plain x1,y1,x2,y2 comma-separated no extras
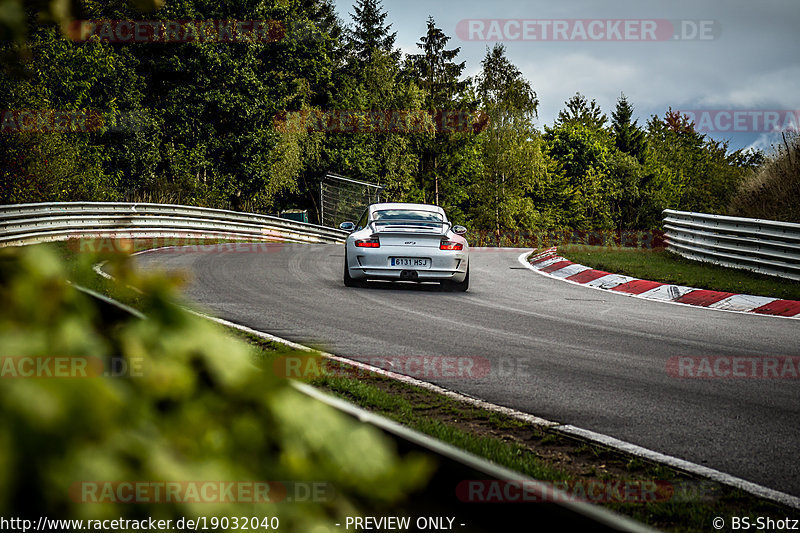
400,270,418,281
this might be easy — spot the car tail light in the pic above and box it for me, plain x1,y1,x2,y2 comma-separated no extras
355,238,380,248
440,240,463,250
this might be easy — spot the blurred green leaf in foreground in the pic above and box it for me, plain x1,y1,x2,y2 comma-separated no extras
0,244,432,529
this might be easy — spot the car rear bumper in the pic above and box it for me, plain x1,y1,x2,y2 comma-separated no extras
347,244,468,282
352,266,467,282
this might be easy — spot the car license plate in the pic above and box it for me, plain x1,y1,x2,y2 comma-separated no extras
391,257,430,268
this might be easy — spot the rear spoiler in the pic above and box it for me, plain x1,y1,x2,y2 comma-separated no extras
367,218,451,235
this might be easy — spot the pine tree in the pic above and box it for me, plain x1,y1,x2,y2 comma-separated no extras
555,92,607,129
611,94,646,163
405,17,468,110
347,0,399,63
404,17,472,206
405,17,476,205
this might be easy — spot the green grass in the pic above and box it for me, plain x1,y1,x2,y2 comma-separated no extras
310,375,567,481
554,245,800,301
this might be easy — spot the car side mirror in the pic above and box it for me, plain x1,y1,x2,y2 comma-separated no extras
453,225,467,236
339,222,355,232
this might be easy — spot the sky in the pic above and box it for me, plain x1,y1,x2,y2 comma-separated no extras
329,0,800,152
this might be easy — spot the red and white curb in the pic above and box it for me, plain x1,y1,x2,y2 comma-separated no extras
521,248,800,319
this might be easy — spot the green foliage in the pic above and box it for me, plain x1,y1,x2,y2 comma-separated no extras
0,245,431,525
555,92,607,130
321,40,423,204
543,119,618,229
728,131,800,222
1,0,342,212
545,120,612,182
611,94,646,164
476,44,537,118
470,44,546,233
404,17,467,110
346,0,398,64
402,17,478,209
644,111,750,217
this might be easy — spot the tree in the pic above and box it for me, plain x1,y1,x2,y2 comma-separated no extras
405,17,468,110
0,0,349,212
543,119,616,229
471,44,543,238
404,17,471,206
663,108,697,135
346,0,399,64
320,48,424,205
611,93,646,164
555,92,607,130
642,111,750,220
476,44,538,119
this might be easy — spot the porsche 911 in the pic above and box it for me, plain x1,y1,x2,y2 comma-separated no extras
339,202,469,291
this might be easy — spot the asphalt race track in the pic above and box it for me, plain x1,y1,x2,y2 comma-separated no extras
135,243,800,498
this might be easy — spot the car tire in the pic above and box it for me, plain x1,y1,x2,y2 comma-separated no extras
443,264,469,292
343,251,358,287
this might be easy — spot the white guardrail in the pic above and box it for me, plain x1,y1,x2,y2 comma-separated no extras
0,201,348,247
662,209,800,281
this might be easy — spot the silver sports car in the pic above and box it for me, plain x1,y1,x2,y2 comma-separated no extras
339,202,469,291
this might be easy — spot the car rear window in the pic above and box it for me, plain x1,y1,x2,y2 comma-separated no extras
372,210,444,227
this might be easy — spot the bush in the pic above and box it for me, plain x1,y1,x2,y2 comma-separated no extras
728,131,800,222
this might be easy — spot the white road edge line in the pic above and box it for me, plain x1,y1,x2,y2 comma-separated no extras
102,250,800,510
518,251,799,321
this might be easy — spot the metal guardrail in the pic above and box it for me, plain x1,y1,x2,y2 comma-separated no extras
662,209,800,281
0,201,348,247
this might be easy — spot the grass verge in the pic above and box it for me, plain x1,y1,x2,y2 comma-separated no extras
554,245,800,301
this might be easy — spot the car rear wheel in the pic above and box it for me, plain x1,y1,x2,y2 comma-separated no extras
442,265,469,292
343,251,358,287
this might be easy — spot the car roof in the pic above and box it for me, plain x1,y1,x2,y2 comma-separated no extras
369,202,445,215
